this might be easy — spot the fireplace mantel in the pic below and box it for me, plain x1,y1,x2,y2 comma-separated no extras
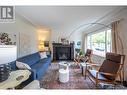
52,43,74,61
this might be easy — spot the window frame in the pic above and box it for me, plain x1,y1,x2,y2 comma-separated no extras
86,28,112,57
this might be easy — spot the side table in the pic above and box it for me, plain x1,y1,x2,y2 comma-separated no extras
59,69,69,83
80,62,92,78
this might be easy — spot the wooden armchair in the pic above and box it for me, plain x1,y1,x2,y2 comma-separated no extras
86,52,125,88
74,49,93,64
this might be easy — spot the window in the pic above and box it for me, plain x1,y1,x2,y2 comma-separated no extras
87,29,111,57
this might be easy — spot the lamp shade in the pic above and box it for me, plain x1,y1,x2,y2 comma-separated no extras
0,45,17,65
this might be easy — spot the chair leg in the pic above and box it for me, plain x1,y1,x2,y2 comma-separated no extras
119,73,122,84
122,67,124,83
81,66,84,75
95,79,99,88
113,82,117,89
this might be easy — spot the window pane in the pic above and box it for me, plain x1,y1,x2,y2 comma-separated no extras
86,29,111,57
106,29,111,52
92,31,105,56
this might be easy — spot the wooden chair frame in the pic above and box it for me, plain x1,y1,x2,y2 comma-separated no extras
86,54,125,88
74,49,93,64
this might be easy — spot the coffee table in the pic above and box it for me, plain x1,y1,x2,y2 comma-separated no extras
0,70,31,89
59,61,70,70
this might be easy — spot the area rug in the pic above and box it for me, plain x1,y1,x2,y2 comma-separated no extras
40,62,126,89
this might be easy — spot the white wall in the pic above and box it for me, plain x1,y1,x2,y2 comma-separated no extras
0,14,38,58
69,31,82,48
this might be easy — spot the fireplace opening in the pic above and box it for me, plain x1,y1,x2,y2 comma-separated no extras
56,47,71,60
53,43,74,61
58,53,70,60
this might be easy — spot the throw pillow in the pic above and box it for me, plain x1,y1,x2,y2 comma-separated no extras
16,61,31,70
40,52,47,59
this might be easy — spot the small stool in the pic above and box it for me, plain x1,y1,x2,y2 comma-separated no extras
59,69,69,83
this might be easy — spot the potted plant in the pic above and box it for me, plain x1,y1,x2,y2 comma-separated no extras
79,50,84,57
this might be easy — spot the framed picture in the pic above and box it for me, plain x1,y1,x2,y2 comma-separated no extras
44,41,49,47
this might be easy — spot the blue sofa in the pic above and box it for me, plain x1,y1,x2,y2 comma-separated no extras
9,52,51,83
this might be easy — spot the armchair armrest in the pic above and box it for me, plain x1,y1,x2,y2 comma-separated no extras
96,71,117,77
86,63,101,70
99,72,117,76
86,63,100,66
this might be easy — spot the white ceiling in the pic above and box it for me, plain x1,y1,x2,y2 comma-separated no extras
15,6,125,38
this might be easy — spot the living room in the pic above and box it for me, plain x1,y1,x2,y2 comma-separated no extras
0,5,127,91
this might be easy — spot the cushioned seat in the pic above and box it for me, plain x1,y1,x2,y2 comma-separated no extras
10,52,51,85
31,58,51,80
31,60,44,70
88,70,108,81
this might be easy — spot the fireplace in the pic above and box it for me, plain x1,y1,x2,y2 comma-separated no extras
56,47,71,60
53,43,74,61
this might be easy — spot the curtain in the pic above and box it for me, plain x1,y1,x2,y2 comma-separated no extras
111,20,125,82
111,21,123,54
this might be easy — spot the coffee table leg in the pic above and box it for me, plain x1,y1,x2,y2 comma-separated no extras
81,66,84,75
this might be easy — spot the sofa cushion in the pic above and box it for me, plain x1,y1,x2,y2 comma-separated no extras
35,64,47,80
31,57,51,80
40,52,47,59
16,61,31,70
17,52,41,66
31,61,44,70
31,58,50,71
